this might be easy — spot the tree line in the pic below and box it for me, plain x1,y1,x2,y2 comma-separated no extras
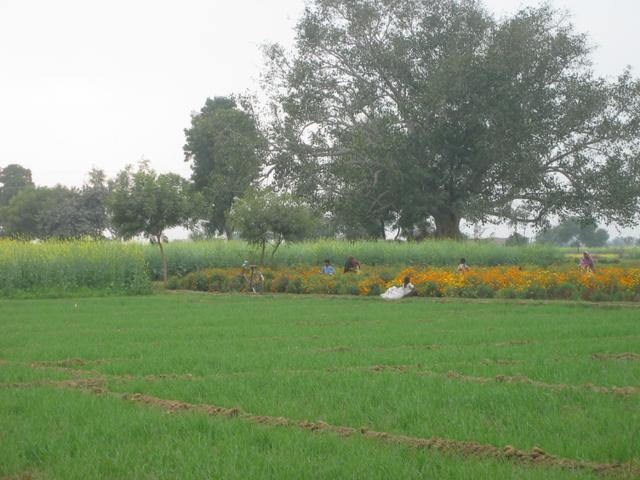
2,0,640,249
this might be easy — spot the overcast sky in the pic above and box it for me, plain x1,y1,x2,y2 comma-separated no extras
1,0,638,237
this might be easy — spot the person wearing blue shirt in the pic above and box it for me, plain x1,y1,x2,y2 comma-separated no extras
321,259,336,275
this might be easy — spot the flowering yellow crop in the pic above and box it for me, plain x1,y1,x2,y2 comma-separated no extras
173,265,640,302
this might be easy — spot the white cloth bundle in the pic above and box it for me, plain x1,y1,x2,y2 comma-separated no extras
380,283,414,300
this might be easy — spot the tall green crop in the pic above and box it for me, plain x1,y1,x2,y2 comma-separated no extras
143,239,563,280
0,240,151,297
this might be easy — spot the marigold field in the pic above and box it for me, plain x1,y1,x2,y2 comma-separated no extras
173,266,640,302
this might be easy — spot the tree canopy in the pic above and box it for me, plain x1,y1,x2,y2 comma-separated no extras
108,163,194,282
263,0,640,238
1,170,110,240
229,188,315,266
0,164,34,207
536,218,609,247
183,96,266,237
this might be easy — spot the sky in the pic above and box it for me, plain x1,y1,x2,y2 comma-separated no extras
1,0,638,238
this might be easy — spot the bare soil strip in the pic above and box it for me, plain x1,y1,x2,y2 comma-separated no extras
493,339,538,347
10,358,638,397
480,358,523,366
372,344,441,352
592,353,640,361
0,471,41,480
30,358,108,368
314,346,352,353
110,373,199,384
0,378,106,390
422,370,640,396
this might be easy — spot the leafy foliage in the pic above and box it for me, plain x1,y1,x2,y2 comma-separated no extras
108,163,194,282
505,233,529,247
0,164,34,207
0,168,109,240
263,0,640,238
537,219,609,247
228,188,315,265
183,97,266,236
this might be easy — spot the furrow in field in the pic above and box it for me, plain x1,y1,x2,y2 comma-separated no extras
8,362,639,477
425,370,640,396
0,378,106,390
79,386,640,478
29,358,109,368
592,353,640,361
17,360,639,396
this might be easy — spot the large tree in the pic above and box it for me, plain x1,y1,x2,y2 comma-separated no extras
0,168,110,240
80,168,110,238
263,0,640,238
0,164,34,207
183,96,266,237
1,186,88,239
108,163,194,284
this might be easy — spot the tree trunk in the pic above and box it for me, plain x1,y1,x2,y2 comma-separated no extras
259,241,266,267
379,220,386,240
433,211,462,239
157,235,168,285
272,237,283,259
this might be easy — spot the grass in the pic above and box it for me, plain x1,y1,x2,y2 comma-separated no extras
1,293,639,479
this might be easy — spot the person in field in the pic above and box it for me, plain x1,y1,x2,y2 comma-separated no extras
381,276,416,300
343,256,360,273
580,251,595,273
321,259,336,275
456,258,469,273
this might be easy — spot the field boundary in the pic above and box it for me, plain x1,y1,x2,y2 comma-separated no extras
6,359,638,397
164,289,640,309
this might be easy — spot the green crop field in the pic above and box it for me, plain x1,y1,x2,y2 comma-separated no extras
1,293,639,479
143,239,564,280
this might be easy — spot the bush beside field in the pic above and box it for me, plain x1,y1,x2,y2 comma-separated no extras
169,265,640,302
145,239,563,280
0,240,151,297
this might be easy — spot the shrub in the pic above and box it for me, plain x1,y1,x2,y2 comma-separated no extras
367,284,381,296
523,285,547,300
224,275,244,292
474,284,495,299
209,272,226,291
286,277,305,294
166,276,181,290
379,270,396,282
548,282,579,300
419,281,441,297
273,275,289,293
496,288,520,299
